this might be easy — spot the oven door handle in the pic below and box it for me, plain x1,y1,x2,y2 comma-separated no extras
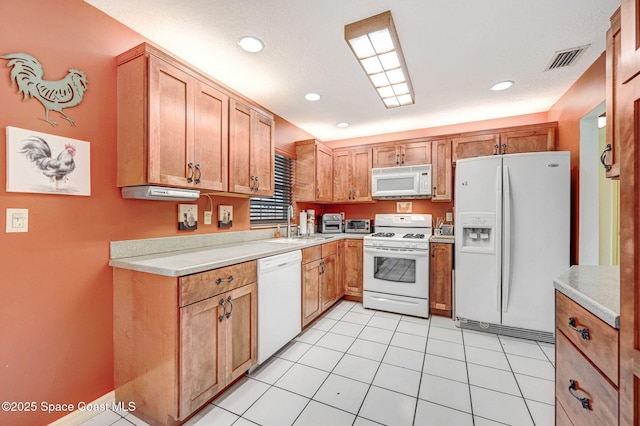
364,246,425,254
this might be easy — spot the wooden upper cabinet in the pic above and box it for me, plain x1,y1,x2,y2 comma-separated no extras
333,148,372,202
499,127,556,155
621,0,640,83
194,80,229,191
295,140,333,202
453,124,558,163
605,8,621,179
452,134,500,163
372,141,431,167
431,139,452,202
229,98,275,196
116,44,229,191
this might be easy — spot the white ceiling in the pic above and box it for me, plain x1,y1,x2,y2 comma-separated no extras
86,0,620,142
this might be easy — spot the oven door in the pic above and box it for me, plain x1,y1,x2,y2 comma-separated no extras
363,246,429,298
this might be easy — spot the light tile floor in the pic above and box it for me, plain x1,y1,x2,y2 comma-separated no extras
84,301,555,426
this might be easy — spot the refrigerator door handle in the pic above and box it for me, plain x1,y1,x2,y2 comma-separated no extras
502,166,512,312
495,165,502,312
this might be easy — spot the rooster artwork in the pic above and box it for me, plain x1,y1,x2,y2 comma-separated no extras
19,136,76,189
2,52,88,126
6,126,91,196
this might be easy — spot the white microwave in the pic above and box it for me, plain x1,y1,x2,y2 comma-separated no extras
371,164,432,199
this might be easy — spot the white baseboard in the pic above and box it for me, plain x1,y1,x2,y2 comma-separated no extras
48,391,115,426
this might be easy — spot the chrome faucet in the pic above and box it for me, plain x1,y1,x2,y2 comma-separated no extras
287,205,294,238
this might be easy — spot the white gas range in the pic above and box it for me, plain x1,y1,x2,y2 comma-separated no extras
363,214,432,318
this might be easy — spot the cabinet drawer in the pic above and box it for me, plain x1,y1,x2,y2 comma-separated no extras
555,291,619,385
321,241,337,257
302,245,322,264
556,331,618,426
180,260,256,306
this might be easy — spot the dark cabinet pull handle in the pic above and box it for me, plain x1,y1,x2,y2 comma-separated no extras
250,175,255,191
501,143,507,154
187,162,195,183
219,298,226,322
401,153,405,164
431,246,436,258
194,163,202,184
216,275,234,285
493,144,499,155
568,317,590,340
600,144,612,172
316,187,320,198
396,153,400,165
254,176,259,192
226,296,233,319
568,380,591,410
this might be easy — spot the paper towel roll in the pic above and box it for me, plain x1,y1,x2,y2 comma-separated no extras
299,211,307,235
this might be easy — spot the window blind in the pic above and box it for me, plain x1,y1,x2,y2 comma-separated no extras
250,154,295,226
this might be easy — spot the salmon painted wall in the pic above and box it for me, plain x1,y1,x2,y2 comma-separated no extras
548,52,606,264
0,1,311,425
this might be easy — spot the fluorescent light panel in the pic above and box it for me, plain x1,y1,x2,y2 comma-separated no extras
345,11,415,108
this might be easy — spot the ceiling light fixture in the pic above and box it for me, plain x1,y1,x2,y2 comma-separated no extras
336,122,350,128
238,36,264,53
490,80,514,91
304,92,321,101
345,11,414,109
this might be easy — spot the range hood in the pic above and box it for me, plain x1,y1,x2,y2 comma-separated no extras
121,185,200,201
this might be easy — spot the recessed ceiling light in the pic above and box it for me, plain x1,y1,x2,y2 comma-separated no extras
337,122,350,128
238,36,264,53
304,92,321,101
490,80,514,91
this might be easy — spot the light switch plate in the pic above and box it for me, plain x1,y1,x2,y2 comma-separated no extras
204,211,212,225
446,212,453,222
6,208,28,233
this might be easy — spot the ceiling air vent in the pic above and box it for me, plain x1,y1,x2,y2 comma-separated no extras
544,45,590,71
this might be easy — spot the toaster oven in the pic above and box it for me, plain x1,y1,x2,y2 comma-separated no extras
345,219,371,233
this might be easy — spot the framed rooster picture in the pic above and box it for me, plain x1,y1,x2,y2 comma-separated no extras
6,126,91,196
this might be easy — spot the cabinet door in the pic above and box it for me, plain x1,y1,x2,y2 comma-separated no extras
344,240,363,297
429,243,453,316
316,144,334,202
605,9,621,179
351,148,372,202
194,80,229,191
302,260,322,327
333,150,352,202
148,55,194,187
452,134,499,163
500,128,556,155
229,99,253,194
252,111,275,196
402,141,431,166
225,282,257,382
321,254,338,311
336,240,345,299
621,0,640,82
372,144,401,167
431,140,452,202
179,295,225,418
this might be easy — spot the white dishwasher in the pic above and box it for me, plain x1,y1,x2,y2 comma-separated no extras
256,250,302,364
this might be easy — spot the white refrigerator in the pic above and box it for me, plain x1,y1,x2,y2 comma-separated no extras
454,151,570,337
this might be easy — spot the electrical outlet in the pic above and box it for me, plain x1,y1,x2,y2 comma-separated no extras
446,212,453,222
204,211,212,225
6,208,28,233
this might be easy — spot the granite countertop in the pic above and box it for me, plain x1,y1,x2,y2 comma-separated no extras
109,231,365,277
554,265,620,329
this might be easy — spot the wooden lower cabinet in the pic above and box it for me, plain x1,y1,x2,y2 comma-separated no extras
114,261,257,425
302,241,348,327
429,242,453,317
344,239,364,298
555,291,619,426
